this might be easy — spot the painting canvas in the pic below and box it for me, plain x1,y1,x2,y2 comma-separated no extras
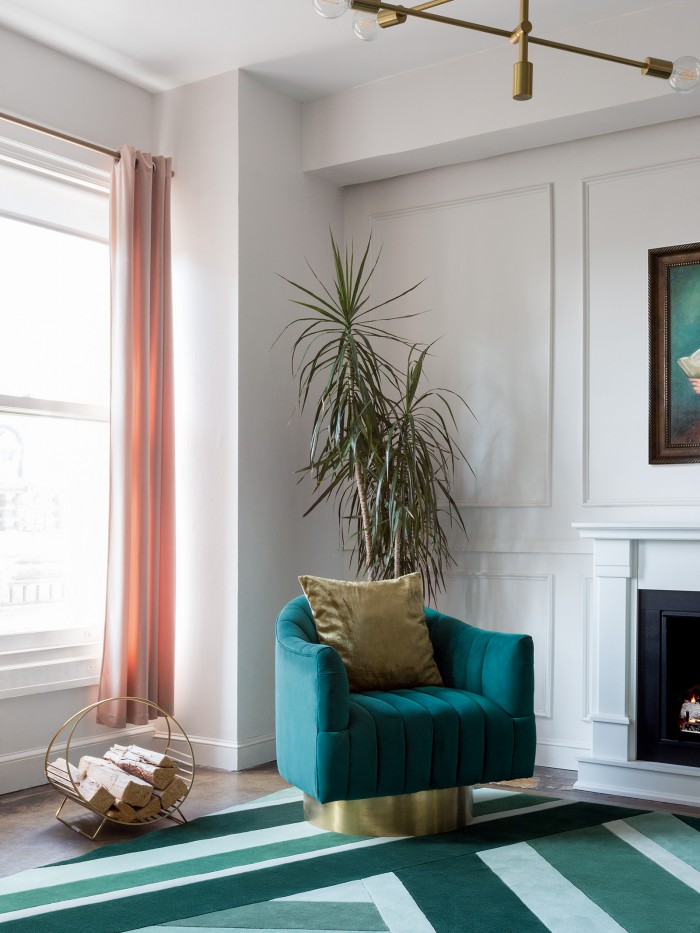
649,242,700,464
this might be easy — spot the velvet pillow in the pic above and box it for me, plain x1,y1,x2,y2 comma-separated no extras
298,572,443,692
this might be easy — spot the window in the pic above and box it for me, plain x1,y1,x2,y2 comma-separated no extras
0,139,110,698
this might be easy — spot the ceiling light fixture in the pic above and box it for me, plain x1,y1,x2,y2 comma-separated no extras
314,0,700,101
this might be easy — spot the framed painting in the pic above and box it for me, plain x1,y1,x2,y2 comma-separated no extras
649,241,700,464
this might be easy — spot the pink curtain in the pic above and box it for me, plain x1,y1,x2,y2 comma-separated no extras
98,145,175,728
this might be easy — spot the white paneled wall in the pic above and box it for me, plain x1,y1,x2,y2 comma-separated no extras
585,157,700,506
344,115,700,769
371,185,552,507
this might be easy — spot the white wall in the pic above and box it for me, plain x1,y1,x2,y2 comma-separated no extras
236,72,344,763
0,27,152,157
0,28,153,793
154,71,343,770
343,114,700,768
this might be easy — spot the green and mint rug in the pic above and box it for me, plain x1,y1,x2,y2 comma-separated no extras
2,787,699,932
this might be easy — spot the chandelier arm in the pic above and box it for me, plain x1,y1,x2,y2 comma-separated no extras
351,1,668,77
528,35,648,72
351,1,513,40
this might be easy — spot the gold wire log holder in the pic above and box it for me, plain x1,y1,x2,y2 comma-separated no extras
45,696,195,841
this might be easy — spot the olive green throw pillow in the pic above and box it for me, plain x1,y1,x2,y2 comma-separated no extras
298,572,443,692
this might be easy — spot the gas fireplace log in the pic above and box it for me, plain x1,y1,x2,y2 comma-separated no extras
153,776,188,811
78,756,153,807
111,743,177,769
103,749,175,789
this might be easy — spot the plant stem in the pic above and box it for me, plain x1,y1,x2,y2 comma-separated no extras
354,460,375,578
393,525,401,579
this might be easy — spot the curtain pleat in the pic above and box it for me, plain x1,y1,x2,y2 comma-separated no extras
98,145,175,728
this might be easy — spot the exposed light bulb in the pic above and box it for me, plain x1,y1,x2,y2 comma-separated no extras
669,56,700,93
312,0,350,19
353,10,381,41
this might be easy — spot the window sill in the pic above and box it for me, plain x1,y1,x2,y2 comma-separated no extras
0,629,102,699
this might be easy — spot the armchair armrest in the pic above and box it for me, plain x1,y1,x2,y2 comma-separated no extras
425,606,534,719
276,596,349,734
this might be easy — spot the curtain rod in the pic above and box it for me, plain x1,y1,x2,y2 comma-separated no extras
0,109,119,159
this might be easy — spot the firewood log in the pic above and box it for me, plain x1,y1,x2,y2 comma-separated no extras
103,749,175,789
106,800,138,823
111,743,176,769
78,755,152,807
48,757,85,788
133,795,162,820
48,758,114,813
153,776,189,811
77,778,115,814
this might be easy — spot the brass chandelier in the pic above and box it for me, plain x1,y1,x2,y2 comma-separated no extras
313,0,700,101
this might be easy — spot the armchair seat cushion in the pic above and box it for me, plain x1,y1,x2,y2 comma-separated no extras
346,687,524,800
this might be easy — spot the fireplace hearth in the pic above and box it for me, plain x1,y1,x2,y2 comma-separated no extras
637,589,700,768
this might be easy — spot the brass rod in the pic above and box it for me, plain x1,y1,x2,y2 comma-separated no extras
353,1,656,73
0,110,119,159
351,1,513,39
412,0,455,10
527,35,647,70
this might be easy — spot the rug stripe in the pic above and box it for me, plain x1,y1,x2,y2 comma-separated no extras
472,799,570,824
472,793,561,818
478,842,627,932
50,800,308,865
278,880,373,903
0,835,401,924
531,822,700,933
0,821,327,899
621,812,700,870
129,929,384,933
604,819,700,893
152,900,388,930
362,873,436,933
396,852,550,933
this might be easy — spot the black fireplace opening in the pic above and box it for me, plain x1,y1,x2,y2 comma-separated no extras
637,589,700,767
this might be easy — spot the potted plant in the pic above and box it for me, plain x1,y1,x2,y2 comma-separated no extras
279,233,471,601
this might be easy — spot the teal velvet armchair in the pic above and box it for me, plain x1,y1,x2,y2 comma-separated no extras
275,595,536,835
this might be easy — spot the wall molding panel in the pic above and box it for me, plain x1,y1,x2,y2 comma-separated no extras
450,571,554,719
368,183,554,508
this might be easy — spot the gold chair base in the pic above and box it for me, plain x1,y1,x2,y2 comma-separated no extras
303,786,473,837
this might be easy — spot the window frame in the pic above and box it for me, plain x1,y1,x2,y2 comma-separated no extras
0,138,111,700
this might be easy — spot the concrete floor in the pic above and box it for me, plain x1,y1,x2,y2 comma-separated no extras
1,763,698,879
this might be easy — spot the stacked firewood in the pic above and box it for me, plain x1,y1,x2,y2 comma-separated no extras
49,744,188,822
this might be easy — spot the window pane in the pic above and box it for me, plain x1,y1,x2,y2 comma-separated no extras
0,218,109,407
0,413,108,635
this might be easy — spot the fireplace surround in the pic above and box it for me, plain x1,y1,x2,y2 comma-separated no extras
573,524,700,806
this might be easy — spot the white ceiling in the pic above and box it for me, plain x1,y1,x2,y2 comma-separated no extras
0,0,685,100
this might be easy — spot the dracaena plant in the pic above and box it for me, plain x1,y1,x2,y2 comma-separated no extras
278,232,470,603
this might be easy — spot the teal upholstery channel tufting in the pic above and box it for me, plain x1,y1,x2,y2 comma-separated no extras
275,595,536,804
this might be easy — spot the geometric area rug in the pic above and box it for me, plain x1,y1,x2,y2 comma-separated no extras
1,787,700,932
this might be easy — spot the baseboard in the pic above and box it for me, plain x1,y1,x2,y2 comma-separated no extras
155,731,276,772
535,740,589,772
0,724,155,795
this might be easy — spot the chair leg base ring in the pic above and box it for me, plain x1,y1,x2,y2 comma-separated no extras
303,786,473,837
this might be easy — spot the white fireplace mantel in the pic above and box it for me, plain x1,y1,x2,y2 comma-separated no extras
572,522,700,807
